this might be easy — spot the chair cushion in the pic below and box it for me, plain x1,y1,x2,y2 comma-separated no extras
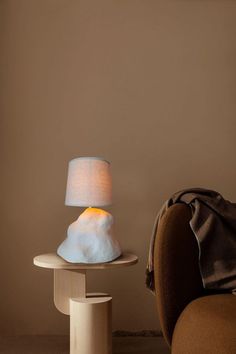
172,294,236,354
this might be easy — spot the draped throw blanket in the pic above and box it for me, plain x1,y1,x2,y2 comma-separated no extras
146,188,236,294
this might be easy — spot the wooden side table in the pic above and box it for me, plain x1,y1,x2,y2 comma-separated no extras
33,253,138,354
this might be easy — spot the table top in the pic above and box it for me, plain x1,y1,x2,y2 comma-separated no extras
33,252,138,270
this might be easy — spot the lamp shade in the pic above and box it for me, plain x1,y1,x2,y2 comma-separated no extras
65,157,112,207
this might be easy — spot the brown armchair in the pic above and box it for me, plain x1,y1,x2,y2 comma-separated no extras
154,203,236,354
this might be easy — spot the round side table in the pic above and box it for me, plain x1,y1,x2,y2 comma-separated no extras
33,252,138,354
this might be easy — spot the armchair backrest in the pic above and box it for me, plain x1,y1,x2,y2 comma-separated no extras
154,203,204,346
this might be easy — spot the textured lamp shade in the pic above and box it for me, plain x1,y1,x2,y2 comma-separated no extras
65,157,112,207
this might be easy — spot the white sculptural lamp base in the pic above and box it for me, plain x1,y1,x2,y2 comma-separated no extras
57,207,121,263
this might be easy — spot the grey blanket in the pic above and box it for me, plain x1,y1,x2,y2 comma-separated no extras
146,188,236,293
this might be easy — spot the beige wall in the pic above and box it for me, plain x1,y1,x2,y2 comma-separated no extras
1,0,236,335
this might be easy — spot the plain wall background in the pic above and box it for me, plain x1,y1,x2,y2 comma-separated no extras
1,0,236,335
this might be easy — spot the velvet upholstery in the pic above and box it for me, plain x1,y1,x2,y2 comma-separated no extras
153,203,236,353
172,294,236,354
154,203,204,345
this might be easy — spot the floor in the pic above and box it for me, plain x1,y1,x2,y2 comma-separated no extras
0,336,171,354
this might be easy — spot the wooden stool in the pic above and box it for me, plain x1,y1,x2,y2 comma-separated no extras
33,253,138,354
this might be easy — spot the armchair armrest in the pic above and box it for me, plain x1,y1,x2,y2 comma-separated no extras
154,203,204,345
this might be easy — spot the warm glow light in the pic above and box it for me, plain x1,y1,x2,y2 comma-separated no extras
84,207,108,215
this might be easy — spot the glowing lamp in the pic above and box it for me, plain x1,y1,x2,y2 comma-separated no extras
57,157,121,263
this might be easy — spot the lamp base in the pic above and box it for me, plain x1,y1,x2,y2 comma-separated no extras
57,208,122,263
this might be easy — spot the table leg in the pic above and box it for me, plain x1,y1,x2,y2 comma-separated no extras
54,269,86,315
70,296,112,354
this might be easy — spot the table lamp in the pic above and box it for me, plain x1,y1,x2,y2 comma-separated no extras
57,157,122,263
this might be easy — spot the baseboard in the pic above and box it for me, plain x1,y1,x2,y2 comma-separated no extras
112,330,162,337
0,331,163,338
